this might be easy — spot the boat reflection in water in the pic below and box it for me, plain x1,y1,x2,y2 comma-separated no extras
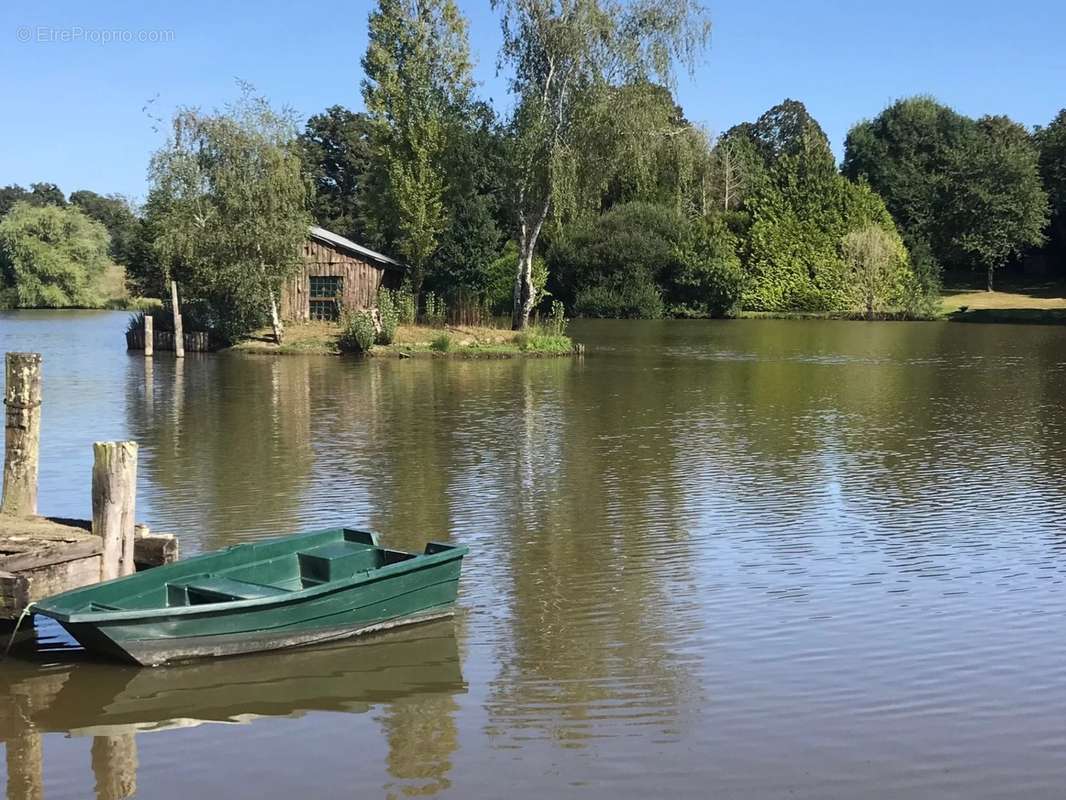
1,619,465,799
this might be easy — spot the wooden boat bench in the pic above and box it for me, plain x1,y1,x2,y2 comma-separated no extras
169,575,291,605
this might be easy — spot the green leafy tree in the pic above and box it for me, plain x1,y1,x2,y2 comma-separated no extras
841,224,909,319
1035,109,1066,272
0,202,111,307
426,101,506,304
361,0,474,300
572,82,711,219
941,116,1047,290
28,182,67,207
493,0,711,329
844,97,1047,290
548,201,742,318
735,100,919,312
148,86,311,344
298,106,381,246
843,97,967,268
0,185,30,217
669,215,745,316
69,190,141,267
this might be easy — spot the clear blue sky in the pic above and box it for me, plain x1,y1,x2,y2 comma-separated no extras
1,0,1063,203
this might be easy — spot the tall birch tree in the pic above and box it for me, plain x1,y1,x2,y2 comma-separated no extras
493,0,712,329
149,86,310,344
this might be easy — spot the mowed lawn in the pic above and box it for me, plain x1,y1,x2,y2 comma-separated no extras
941,276,1066,322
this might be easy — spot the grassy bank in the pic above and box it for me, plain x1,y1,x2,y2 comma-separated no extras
940,278,1066,324
231,321,577,357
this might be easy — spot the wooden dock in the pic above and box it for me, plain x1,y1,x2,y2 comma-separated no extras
0,515,177,620
1,352,178,621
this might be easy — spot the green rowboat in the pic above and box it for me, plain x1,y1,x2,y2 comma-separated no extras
32,528,468,666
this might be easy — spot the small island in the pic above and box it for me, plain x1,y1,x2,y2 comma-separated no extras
230,320,576,358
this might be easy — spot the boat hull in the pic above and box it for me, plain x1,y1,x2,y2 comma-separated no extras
33,528,467,666
60,607,456,666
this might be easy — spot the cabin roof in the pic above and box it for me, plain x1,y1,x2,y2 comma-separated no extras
308,226,404,271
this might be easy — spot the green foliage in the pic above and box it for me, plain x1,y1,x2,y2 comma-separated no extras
148,84,312,342
567,82,713,221
942,116,1048,289
429,332,453,352
362,0,474,296
515,330,573,353
396,290,417,324
574,275,665,319
841,224,909,318
545,300,568,336
844,97,1048,288
0,203,111,308
339,309,377,353
550,201,743,318
667,216,745,316
426,102,506,299
485,241,547,316
298,106,381,247
495,0,712,327
423,292,447,326
1036,108,1066,269
376,287,400,344
550,202,678,318
69,190,141,268
0,185,30,216
733,102,926,313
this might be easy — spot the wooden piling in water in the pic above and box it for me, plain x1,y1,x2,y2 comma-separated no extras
2,352,43,517
171,281,185,359
92,442,138,580
143,314,153,357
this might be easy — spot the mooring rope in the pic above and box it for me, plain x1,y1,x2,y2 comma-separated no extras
2,602,36,659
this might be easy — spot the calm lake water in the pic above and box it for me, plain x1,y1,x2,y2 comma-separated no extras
3,310,1066,799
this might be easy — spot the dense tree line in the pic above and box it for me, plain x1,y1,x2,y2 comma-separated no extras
844,97,1049,291
3,0,1063,331
0,182,144,308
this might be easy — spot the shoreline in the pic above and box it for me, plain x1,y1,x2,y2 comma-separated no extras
227,321,579,358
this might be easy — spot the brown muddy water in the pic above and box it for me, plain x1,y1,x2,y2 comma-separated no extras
2,310,1066,799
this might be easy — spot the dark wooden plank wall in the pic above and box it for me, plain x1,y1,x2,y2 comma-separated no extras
280,240,403,322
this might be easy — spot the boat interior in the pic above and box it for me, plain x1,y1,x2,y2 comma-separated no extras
88,530,425,612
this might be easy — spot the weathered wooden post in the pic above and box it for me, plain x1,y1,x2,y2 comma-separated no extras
143,314,153,357
92,442,138,580
170,281,185,359
2,353,43,517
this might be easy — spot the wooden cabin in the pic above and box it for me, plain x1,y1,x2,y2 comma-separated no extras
280,227,405,322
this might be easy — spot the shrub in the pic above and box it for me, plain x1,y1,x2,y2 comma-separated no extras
574,273,664,318
339,309,376,353
396,291,417,324
544,300,568,335
548,202,681,318
430,332,452,352
515,331,573,353
667,216,746,317
376,288,400,345
424,292,447,327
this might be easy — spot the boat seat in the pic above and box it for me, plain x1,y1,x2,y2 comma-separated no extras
298,541,380,583
177,575,291,603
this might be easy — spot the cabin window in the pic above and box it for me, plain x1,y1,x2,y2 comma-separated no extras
309,276,342,321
